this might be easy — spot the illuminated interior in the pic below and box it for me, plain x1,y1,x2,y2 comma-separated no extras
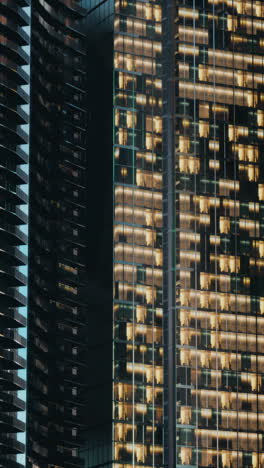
113,0,163,465
173,1,264,467
82,1,264,467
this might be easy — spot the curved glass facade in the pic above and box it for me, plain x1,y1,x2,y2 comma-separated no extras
27,1,87,466
0,0,29,466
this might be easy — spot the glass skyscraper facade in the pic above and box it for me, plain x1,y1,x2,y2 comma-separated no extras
113,0,163,467
80,0,164,466
83,1,264,468
164,1,264,467
113,1,163,468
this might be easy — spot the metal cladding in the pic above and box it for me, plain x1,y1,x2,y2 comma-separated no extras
27,0,87,467
0,0,29,466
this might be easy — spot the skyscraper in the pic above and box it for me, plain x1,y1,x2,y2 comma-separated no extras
1,1,264,468
164,2,264,467
27,1,88,466
0,0,29,466
113,0,164,466
82,2,264,468
82,0,164,466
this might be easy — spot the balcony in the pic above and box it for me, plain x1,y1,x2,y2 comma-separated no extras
0,206,27,226
0,144,28,164
0,263,27,289
0,330,26,349
0,81,29,105
56,325,81,345
0,37,29,66
0,456,25,468
1,0,30,26
0,434,24,454
59,428,82,448
0,165,28,186
0,349,25,370
0,220,27,245
0,287,27,308
0,413,25,433
0,101,28,126
0,392,25,412
0,123,28,146
58,351,86,368
0,60,29,85
63,387,85,407
50,301,86,326
0,308,26,328
0,182,28,205
34,7,85,52
0,16,29,45
60,227,86,248
0,244,27,266
57,0,87,17
0,370,25,391
64,367,84,386
64,407,85,427
59,245,85,267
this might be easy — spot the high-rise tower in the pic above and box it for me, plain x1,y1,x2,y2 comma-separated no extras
82,1,264,468
15,1,264,468
0,0,29,466
27,1,88,466
113,0,163,466
164,1,264,467
81,0,163,467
